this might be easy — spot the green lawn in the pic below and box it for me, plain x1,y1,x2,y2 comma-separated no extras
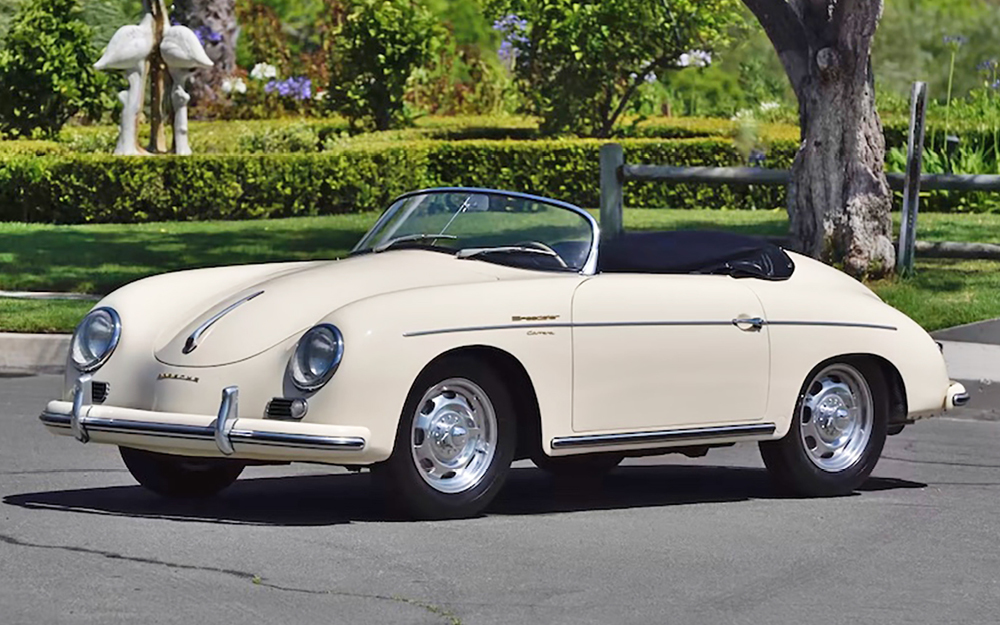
3,208,1000,333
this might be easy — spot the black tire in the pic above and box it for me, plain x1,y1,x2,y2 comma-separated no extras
759,359,888,497
120,447,245,498
532,452,623,478
373,356,517,520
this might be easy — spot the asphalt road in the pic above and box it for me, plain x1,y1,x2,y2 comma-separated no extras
2,374,999,625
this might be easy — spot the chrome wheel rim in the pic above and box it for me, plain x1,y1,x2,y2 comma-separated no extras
798,364,873,472
410,378,497,494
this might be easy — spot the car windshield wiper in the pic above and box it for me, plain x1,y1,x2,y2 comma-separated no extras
456,246,559,260
373,233,458,253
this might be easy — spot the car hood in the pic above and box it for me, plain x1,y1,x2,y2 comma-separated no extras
154,250,500,367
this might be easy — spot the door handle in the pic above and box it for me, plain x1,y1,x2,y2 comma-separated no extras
732,317,765,332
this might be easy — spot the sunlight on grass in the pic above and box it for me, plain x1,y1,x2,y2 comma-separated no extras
4,210,1000,333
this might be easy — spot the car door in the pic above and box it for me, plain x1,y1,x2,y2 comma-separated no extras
572,274,770,433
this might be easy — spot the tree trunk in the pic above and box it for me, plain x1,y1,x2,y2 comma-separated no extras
790,52,894,277
744,0,894,278
173,0,238,106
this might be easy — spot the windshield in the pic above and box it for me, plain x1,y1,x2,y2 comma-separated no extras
353,189,597,272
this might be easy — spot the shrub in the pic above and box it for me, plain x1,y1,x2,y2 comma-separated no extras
0,136,799,223
326,0,443,130
0,0,108,138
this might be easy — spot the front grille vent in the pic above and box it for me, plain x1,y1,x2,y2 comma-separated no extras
266,398,307,420
92,381,110,403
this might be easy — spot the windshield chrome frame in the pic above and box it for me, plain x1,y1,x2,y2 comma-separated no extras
352,187,601,275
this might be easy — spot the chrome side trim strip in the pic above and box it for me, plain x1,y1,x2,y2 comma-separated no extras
404,319,897,338
183,291,264,354
551,423,776,449
953,392,971,407
38,412,365,452
404,320,736,338
767,320,897,331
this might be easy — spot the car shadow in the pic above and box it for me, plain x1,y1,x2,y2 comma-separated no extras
2,465,926,526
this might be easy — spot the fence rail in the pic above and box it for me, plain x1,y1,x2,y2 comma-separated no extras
600,81,1000,272
620,164,1000,192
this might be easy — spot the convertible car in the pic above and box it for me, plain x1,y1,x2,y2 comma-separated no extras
40,188,968,519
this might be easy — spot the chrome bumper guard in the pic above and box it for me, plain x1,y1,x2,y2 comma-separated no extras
946,381,970,410
42,380,366,455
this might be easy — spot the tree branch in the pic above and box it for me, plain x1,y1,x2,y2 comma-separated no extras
741,0,811,99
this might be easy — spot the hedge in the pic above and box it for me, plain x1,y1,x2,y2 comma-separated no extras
0,137,799,223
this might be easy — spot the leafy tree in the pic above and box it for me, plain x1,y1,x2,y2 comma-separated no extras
487,0,741,137
0,0,108,138
326,0,442,130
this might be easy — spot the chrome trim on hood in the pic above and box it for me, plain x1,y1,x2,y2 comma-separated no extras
182,290,264,354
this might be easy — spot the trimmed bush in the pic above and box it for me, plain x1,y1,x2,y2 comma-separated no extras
0,137,798,223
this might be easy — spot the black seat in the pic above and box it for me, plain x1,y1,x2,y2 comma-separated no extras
598,230,794,280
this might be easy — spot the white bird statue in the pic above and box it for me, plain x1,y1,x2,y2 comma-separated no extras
160,24,213,155
94,13,155,155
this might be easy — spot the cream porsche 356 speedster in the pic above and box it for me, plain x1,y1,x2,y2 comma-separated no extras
40,187,968,519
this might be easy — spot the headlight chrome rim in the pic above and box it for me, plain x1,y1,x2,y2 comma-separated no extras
71,307,122,372
291,324,344,391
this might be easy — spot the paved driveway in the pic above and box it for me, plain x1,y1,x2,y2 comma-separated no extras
2,374,999,625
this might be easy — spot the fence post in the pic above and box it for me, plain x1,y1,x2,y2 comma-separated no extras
897,81,928,276
600,143,624,238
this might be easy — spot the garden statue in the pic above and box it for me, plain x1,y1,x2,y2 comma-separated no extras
93,0,212,155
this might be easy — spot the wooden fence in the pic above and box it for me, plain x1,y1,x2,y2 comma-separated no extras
599,82,1000,273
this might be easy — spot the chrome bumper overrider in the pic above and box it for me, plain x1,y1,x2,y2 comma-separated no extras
40,377,366,457
947,381,970,409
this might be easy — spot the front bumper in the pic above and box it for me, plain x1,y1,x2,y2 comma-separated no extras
40,376,372,464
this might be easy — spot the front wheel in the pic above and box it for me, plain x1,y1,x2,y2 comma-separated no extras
120,447,245,498
374,357,516,520
759,360,888,496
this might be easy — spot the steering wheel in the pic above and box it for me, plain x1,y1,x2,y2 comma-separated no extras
517,241,568,268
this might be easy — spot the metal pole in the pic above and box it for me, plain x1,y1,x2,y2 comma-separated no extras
600,143,624,238
897,81,928,276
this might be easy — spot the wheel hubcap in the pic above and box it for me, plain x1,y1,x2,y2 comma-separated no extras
411,378,497,494
799,364,873,472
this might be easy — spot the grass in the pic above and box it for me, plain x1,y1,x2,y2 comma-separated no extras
0,298,96,333
4,208,1000,333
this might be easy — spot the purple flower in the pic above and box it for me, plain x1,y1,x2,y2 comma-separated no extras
979,59,998,72
943,34,967,47
194,25,222,46
265,77,312,100
992,80,1000,90
498,39,515,62
494,13,528,62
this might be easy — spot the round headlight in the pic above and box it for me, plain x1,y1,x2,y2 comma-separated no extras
71,307,122,372
291,324,344,391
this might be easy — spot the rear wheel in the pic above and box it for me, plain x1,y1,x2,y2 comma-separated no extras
759,360,888,496
374,357,516,520
120,447,244,498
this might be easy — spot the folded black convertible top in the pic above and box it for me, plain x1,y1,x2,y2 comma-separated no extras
598,230,794,280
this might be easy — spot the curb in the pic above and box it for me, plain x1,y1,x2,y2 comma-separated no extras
0,333,70,375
